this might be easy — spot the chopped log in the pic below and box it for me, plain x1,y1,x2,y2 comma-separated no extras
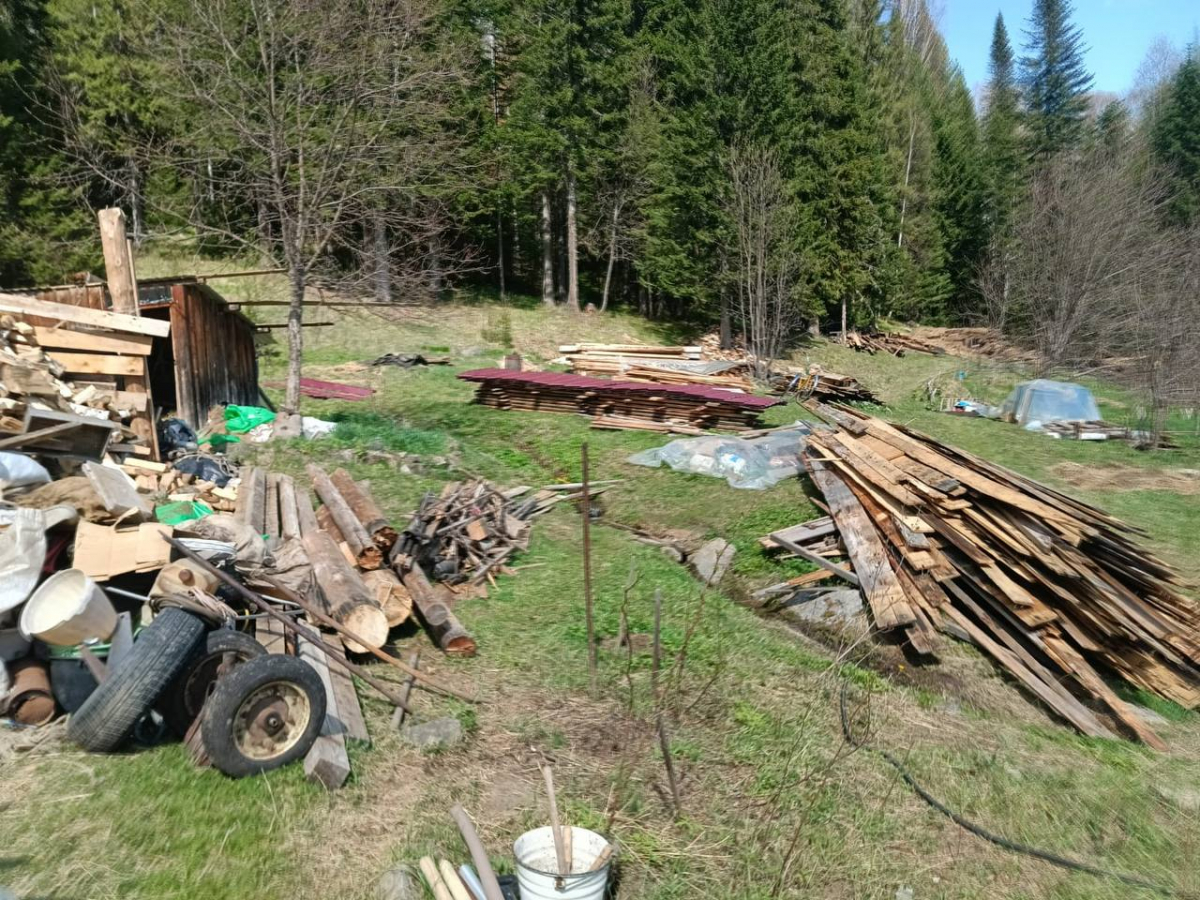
362,568,413,626
301,530,389,652
330,468,397,549
308,463,383,569
399,564,477,657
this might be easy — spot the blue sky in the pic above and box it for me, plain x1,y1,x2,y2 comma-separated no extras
942,1,1199,96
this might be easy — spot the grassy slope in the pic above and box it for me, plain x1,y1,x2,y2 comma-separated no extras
3,293,1200,900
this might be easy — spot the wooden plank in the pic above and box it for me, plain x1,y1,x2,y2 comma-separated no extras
98,208,137,315
255,615,287,654
47,351,144,376
771,535,860,587
805,456,914,630
323,634,369,744
33,326,153,355
0,292,170,337
298,636,351,790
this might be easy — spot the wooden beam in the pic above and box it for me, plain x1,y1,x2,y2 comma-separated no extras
33,327,153,356
47,351,145,376
298,635,351,790
98,208,137,315
0,293,169,337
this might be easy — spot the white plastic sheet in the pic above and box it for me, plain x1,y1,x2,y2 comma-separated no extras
0,508,47,613
628,424,814,490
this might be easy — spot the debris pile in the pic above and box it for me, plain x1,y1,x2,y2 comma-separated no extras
778,402,1200,748
0,310,163,460
559,342,703,376
459,368,779,433
772,366,879,404
843,330,944,357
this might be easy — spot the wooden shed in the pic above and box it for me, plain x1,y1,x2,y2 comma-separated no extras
30,275,262,433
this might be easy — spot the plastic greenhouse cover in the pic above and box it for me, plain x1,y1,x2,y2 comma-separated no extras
628,423,815,490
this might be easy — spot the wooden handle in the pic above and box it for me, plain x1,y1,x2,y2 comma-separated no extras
541,764,569,876
419,856,453,900
438,859,474,900
449,804,505,900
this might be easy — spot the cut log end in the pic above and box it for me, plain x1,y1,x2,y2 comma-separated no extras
342,606,390,653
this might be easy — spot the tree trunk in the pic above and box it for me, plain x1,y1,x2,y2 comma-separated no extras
373,211,391,304
897,117,917,249
496,209,506,300
285,263,306,414
428,238,444,297
808,315,820,337
566,171,580,311
541,191,555,306
600,203,619,312
719,295,733,349
840,296,848,342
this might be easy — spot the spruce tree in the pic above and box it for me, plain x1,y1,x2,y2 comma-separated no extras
981,14,1023,240
1094,99,1130,157
1152,51,1200,225
1021,0,1094,160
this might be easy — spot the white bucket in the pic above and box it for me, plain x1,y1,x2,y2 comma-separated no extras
20,569,118,646
514,826,612,900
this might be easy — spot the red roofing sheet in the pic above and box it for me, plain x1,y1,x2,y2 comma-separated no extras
458,368,779,410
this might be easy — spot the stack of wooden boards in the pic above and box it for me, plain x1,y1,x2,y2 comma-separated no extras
559,343,703,376
773,366,879,403
459,368,779,432
0,295,169,460
789,402,1200,748
844,330,943,357
392,479,611,588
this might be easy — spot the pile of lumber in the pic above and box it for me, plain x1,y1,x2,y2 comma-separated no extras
0,300,167,460
1039,420,1176,448
559,342,702,376
794,401,1200,748
844,330,943,357
392,479,606,588
459,368,778,432
773,366,879,404
620,362,755,393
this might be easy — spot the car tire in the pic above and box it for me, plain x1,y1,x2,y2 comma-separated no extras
67,608,207,752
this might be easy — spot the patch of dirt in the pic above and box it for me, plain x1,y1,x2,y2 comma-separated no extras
1051,462,1200,495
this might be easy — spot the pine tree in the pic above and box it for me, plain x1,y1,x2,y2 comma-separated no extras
1021,0,1094,160
981,14,1023,240
1152,51,1200,225
1093,99,1130,157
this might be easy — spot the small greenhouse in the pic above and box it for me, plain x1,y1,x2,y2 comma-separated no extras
999,379,1101,429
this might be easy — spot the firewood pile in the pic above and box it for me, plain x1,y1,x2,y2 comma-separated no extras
459,368,779,432
392,479,608,587
778,401,1200,748
0,310,162,461
844,330,944,357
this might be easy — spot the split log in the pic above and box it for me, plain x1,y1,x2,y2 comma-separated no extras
362,568,413,627
294,485,320,537
301,530,389,651
330,468,397,550
235,466,267,534
399,564,477,657
264,472,281,539
308,463,382,569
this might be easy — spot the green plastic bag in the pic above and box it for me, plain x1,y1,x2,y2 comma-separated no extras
225,405,276,434
155,500,213,526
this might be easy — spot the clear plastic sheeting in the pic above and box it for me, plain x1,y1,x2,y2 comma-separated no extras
999,380,1101,430
628,424,814,490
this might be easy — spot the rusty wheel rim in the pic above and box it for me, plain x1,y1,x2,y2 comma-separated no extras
232,680,311,761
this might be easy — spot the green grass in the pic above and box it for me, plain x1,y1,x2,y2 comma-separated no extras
3,294,1199,900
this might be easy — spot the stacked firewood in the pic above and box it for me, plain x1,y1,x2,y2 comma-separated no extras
392,479,609,587
787,401,1200,749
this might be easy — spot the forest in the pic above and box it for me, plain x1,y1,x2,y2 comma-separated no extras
1,0,1199,415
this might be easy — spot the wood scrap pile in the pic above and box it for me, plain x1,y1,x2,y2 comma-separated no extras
391,478,609,587
792,402,1200,748
909,326,1040,365
122,455,239,510
0,305,166,461
697,331,751,362
459,368,779,433
772,366,879,403
844,330,943,357
1039,420,1177,448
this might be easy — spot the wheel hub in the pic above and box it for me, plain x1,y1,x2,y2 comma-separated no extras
232,681,312,760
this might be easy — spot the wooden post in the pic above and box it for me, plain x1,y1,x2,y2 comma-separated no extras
399,564,477,657
301,530,389,651
98,208,137,315
298,634,352,789
330,468,397,549
581,442,597,694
